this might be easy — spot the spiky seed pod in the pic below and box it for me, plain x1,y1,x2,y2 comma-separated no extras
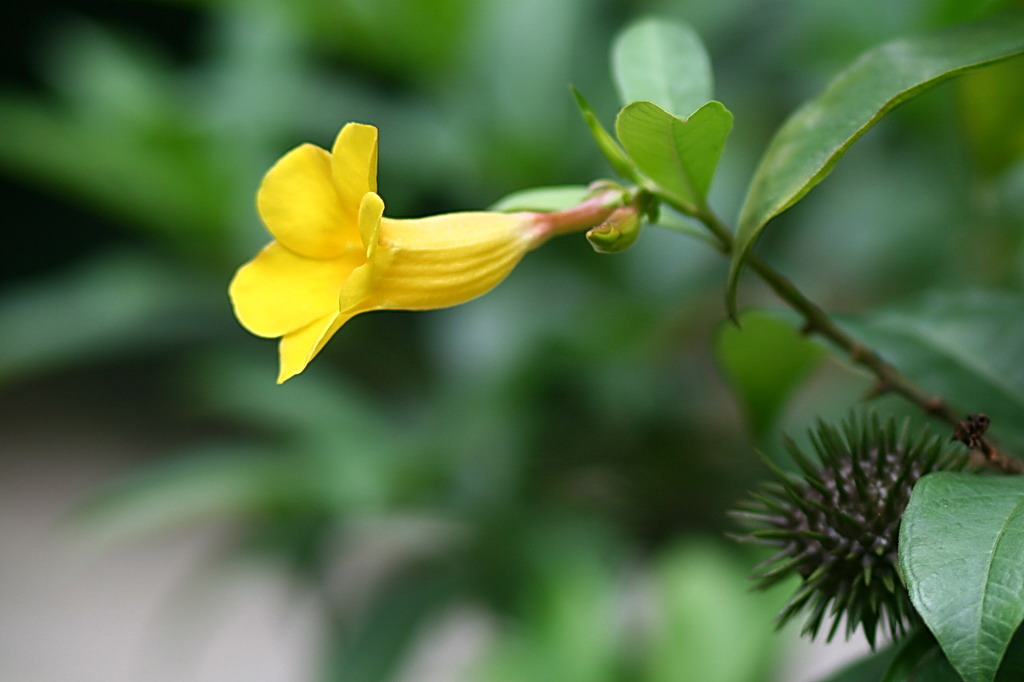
731,413,966,647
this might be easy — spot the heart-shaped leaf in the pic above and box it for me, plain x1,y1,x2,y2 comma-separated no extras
900,472,1024,682
616,100,733,214
612,17,712,117
727,14,1024,316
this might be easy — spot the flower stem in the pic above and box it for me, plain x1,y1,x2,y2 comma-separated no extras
530,190,623,242
683,202,1023,474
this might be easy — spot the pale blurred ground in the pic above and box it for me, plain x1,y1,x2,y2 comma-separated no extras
0,374,321,682
0,376,870,682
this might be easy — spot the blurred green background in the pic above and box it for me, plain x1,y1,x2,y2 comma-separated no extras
1,1,1022,681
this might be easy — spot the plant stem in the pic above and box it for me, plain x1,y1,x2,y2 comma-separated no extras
531,190,622,242
686,203,1023,474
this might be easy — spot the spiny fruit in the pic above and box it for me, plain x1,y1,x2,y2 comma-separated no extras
731,413,966,647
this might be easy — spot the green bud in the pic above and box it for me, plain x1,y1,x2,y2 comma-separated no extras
586,206,642,253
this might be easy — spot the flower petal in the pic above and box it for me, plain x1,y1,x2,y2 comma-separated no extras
348,211,535,312
257,143,361,258
358,191,386,257
336,192,386,314
331,123,379,230
277,309,359,383
229,241,364,338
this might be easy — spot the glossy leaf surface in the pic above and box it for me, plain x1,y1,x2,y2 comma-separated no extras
900,472,1024,682
728,14,1024,315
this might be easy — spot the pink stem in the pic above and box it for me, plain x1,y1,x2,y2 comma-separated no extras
529,190,622,244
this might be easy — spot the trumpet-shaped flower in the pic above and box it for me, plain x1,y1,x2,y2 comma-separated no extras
230,123,618,383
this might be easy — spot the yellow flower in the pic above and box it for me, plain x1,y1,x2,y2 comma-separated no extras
229,123,553,383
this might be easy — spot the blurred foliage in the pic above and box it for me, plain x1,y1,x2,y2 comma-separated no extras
2,0,1023,680
715,310,825,443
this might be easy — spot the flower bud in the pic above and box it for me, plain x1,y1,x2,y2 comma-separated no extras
586,206,642,253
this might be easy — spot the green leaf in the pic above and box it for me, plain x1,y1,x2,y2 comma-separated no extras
997,628,1024,681
880,629,961,682
727,14,1024,316
814,631,1024,682
644,540,781,682
611,17,712,117
715,310,824,441
817,645,898,682
900,472,1024,682
490,184,591,212
323,572,459,682
837,291,1024,453
570,87,639,181
474,532,619,682
958,55,1024,178
0,95,226,251
873,628,1024,681
616,100,733,214
75,447,299,538
0,251,219,385
885,648,964,682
